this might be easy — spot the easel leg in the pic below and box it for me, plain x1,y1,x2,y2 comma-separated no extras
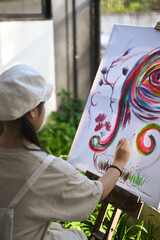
104,208,121,240
90,200,109,238
90,203,121,240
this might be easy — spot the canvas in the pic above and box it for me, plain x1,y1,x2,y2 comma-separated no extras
68,24,160,210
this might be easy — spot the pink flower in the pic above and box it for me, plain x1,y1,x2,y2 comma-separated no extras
105,121,111,131
95,113,106,123
95,122,103,131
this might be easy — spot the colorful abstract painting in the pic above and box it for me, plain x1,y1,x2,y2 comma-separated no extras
68,25,160,210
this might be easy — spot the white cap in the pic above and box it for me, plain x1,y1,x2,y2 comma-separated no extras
0,64,53,121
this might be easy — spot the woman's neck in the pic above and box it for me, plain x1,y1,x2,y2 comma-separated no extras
0,123,30,148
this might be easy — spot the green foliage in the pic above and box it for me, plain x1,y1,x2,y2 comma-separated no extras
38,89,84,158
114,213,147,239
141,214,160,240
101,0,160,14
54,89,84,128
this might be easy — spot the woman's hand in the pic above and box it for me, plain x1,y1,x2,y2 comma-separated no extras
112,138,130,169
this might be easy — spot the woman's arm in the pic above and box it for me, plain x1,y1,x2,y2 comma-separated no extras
99,138,130,200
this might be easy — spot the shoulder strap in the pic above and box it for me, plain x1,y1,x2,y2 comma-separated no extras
8,154,55,209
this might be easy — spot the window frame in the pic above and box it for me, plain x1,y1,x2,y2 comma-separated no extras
0,0,52,21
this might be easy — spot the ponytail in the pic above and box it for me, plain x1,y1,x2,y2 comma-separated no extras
21,114,41,147
20,102,44,149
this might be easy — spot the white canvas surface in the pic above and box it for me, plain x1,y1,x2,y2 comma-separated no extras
68,24,160,210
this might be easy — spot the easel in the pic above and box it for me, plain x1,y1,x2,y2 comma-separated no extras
85,22,160,239
86,170,144,240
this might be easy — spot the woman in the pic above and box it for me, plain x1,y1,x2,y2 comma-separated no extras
0,64,130,240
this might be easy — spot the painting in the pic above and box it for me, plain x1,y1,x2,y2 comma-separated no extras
68,24,160,210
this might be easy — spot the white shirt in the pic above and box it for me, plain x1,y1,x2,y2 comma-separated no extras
0,145,103,240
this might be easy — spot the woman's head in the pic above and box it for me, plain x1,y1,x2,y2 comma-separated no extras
0,64,53,121
0,64,53,147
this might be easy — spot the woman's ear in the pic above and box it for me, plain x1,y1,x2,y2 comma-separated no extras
27,108,37,122
26,103,45,131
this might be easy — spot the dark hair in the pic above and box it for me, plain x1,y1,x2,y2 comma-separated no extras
20,102,43,149
0,103,45,151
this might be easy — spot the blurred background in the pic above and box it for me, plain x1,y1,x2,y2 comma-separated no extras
0,1,160,237
0,0,159,117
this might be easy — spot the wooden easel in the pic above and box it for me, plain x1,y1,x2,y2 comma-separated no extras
86,171,144,240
